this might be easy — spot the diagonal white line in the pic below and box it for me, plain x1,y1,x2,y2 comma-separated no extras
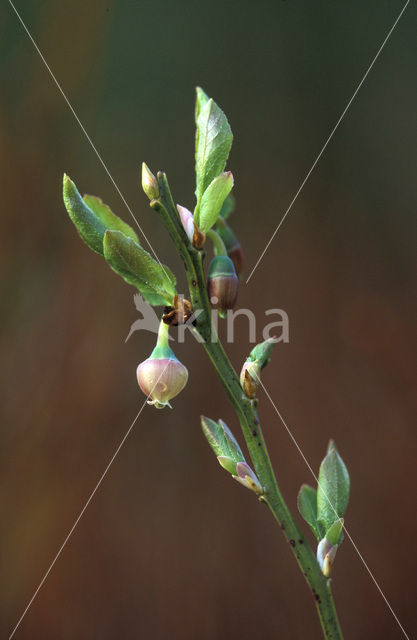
246,0,411,284
258,377,411,640
8,359,169,640
8,0,168,276
8,403,146,639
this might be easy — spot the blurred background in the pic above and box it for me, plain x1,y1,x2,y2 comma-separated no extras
1,1,416,638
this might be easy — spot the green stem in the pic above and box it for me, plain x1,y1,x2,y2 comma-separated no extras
154,173,343,640
206,229,227,256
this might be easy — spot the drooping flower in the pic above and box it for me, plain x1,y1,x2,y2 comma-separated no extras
136,320,188,409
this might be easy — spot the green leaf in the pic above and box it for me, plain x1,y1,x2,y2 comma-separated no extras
195,97,233,206
63,174,107,255
219,193,235,219
196,171,234,232
317,441,350,532
63,174,140,256
297,484,324,541
195,86,210,154
217,455,238,475
83,194,139,243
201,416,245,464
325,518,344,546
247,338,277,370
103,230,176,306
217,419,245,462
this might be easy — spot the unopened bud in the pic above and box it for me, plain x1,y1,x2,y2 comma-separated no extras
233,462,263,495
207,255,239,314
142,162,159,200
239,338,276,398
240,361,261,398
177,205,194,243
317,537,338,578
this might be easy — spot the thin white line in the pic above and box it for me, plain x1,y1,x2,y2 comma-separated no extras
258,377,410,640
8,0,167,275
8,374,163,640
246,0,411,284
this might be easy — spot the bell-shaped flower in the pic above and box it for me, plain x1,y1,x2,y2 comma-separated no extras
136,320,188,409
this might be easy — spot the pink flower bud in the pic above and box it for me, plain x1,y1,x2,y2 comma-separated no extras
177,205,195,243
316,538,338,578
233,461,263,495
136,357,188,409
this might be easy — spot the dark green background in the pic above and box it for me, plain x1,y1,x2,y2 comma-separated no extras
1,1,416,638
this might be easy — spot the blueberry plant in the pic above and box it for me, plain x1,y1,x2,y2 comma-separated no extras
63,88,350,639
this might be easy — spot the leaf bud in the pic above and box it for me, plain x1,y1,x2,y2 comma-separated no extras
141,162,159,200
201,416,244,464
317,537,338,578
233,462,263,495
240,338,277,398
240,361,261,399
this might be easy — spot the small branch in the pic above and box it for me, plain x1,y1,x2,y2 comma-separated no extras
153,174,344,640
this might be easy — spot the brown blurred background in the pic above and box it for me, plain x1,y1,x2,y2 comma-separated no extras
1,1,416,638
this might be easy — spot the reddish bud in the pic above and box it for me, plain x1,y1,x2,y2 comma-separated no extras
207,255,239,314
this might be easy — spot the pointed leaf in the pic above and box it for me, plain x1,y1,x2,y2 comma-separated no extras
63,175,140,257
201,416,245,466
103,230,176,306
196,172,234,232
195,97,233,206
247,338,277,370
83,194,139,243
63,174,107,255
317,442,350,531
297,484,324,541
217,419,245,462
